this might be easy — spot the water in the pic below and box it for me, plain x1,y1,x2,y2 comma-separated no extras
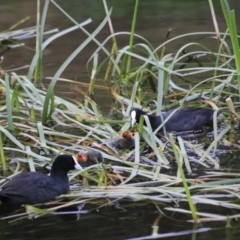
1,202,238,240
1,0,240,239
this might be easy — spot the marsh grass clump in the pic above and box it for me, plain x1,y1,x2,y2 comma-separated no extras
1,0,240,224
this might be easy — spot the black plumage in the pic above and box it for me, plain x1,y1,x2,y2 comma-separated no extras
131,107,220,132
0,154,83,205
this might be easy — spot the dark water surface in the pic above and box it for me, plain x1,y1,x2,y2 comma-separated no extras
1,202,240,240
1,0,240,239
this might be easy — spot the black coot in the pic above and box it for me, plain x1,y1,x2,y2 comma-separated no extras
131,107,220,132
0,154,85,205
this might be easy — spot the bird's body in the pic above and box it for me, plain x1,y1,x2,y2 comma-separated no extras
79,150,104,167
107,131,135,151
0,172,69,205
131,108,220,132
0,154,83,205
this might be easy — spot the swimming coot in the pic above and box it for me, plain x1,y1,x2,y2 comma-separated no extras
0,154,85,205
131,107,220,132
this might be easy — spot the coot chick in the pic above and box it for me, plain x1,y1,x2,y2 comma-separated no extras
78,150,104,167
106,131,135,151
0,154,84,205
131,107,220,132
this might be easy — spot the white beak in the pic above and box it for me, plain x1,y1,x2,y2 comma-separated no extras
72,156,83,171
131,110,136,126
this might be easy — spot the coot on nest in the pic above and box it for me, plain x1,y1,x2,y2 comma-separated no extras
0,153,85,205
131,107,220,132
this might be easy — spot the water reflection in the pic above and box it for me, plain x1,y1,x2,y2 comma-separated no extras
1,201,240,240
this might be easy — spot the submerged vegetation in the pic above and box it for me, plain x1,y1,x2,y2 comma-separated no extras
1,0,240,228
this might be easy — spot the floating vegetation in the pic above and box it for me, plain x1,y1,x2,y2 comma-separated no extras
1,0,240,226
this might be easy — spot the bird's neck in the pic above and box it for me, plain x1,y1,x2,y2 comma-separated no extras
147,114,162,130
50,170,70,193
50,168,68,181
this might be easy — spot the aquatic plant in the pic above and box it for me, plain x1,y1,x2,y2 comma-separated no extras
0,0,240,227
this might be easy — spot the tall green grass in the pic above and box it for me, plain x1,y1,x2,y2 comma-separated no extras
0,0,240,223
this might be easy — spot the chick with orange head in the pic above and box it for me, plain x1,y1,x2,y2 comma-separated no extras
106,131,135,151
76,150,103,168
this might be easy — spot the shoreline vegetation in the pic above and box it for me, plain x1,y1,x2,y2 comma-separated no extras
0,0,240,227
